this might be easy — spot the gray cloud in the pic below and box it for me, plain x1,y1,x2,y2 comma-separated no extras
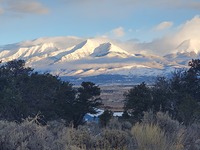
156,0,199,10
135,0,200,10
0,0,49,15
58,0,200,20
8,1,49,14
62,0,135,19
181,1,200,10
61,0,200,10
0,7,4,14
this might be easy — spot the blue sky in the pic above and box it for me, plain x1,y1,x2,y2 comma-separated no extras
0,0,200,45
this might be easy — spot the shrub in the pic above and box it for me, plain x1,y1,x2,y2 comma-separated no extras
96,129,133,150
67,126,94,149
181,123,200,150
107,118,122,130
141,111,183,149
131,123,175,150
0,117,58,150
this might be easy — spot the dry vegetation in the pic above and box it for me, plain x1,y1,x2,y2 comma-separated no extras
1,111,200,150
100,85,132,111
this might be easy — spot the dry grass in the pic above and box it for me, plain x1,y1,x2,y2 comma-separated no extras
132,123,175,150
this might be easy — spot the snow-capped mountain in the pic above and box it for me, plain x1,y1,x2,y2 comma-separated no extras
175,39,200,54
0,36,199,84
164,39,200,66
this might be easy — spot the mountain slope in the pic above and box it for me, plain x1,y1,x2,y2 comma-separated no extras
164,39,200,66
57,39,100,62
91,42,133,58
175,39,200,54
0,36,197,84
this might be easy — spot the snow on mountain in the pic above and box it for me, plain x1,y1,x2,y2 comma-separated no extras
0,43,60,67
18,36,84,49
0,36,197,84
175,39,200,54
56,39,134,63
164,39,200,66
57,39,100,62
91,42,133,58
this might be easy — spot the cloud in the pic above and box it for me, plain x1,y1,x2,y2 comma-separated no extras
62,0,136,19
141,0,200,10
61,0,200,11
111,27,125,38
115,16,200,55
8,0,49,14
154,21,173,31
173,16,200,41
0,0,49,15
138,16,200,55
0,8,4,15
58,0,200,21
182,1,200,10
102,27,126,39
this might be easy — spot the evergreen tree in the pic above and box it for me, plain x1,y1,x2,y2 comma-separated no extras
72,82,102,127
0,60,102,127
123,59,200,124
124,82,153,121
99,110,113,127
188,59,200,75
152,76,171,112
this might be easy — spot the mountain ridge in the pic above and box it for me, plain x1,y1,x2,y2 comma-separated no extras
0,36,198,84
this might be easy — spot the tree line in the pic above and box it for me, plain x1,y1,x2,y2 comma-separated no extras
0,59,200,127
0,60,102,127
124,59,200,125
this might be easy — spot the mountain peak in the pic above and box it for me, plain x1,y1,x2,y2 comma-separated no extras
91,42,132,58
57,39,101,62
176,39,200,54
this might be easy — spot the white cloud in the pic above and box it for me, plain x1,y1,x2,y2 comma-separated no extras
154,21,173,31
102,27,126,39
115,16,200,55
138,16,200,55
173,16,200,41
111,27,125,38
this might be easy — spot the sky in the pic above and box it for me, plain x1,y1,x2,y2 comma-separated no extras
0,0,200,54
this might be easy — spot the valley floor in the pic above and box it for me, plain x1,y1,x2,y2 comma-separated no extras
100,85,133,111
